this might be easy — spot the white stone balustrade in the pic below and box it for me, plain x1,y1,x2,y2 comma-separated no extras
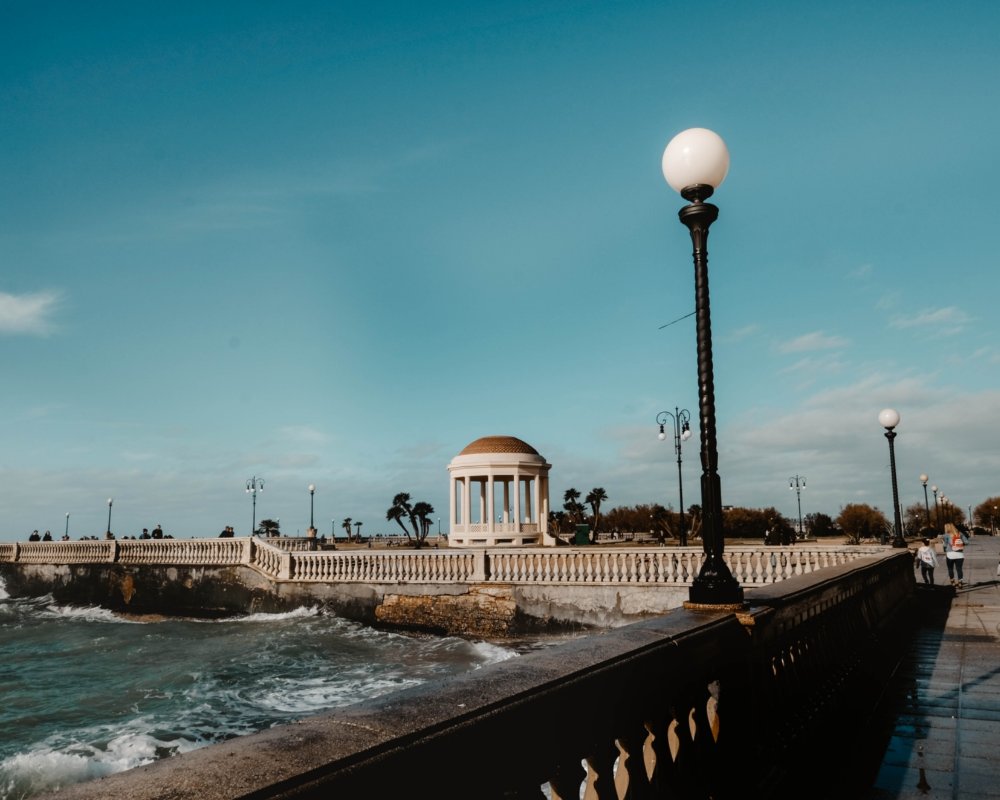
1,537,884,587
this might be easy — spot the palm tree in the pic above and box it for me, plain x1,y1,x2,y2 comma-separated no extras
386,505,410,542
563,488,585,525
586,487,608,538
386,493,435,548
413,501,435,543
341,517,353,542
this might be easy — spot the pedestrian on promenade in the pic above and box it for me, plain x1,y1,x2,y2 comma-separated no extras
942,523,969,587
916,537,938,584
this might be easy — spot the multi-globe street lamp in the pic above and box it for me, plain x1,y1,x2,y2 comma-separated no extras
106,498,113,537
661,127,743,607
789,475,806,540
656,408,692,546
246,477,264,535
878,409,906,548
919,474,932,529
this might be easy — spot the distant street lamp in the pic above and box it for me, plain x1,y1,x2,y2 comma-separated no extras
656,408,692,546
661,127,743,607
919,474,931,528
246,477,264,535
878,409,906,548
789,475,806,540
308,484,316,530
106,498,113,537
992,506,997,536
64,512,70,539
931,485,940,529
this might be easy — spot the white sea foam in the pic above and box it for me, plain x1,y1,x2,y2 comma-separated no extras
469,640,519,665
43,604,140,624
231,606,321,623
0,576,9,600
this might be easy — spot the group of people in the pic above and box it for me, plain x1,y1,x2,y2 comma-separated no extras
27,530,69,542
915,523,970,587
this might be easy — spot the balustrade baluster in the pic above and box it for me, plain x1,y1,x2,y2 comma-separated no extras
548,759,586,800
616,726,654,799
583,740,619,799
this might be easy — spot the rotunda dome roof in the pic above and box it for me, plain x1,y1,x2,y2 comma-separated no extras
458,435,540,456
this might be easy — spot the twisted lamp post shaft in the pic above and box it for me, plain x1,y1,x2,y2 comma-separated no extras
678,189,742,605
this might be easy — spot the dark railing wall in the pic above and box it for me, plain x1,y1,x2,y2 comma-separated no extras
42,551,915,800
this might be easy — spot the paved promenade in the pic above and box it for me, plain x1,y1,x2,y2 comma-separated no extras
868,534,1000,799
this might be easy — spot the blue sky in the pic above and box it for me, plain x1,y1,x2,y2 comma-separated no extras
2,0,999,541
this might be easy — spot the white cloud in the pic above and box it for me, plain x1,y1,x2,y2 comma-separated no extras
777,331,849,354
0,290,62,335
890,306,973,335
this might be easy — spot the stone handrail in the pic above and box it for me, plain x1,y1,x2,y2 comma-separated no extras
0,538,886,587
41,551,916,800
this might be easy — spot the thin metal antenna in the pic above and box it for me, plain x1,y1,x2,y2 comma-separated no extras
658,310,695,330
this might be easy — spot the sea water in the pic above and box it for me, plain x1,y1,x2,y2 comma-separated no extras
0,576,522,800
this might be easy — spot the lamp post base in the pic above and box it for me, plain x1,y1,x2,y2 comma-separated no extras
688,556,745,606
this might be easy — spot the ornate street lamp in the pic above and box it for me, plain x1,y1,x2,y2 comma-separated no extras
308,484,316,530
246,477,264,535
789,475,806,540
878,409,906,548
662,127,743,607
919,474,932,528
656,408,692,546
106,498,113,537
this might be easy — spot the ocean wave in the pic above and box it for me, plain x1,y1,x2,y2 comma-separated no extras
0,729,200,800
0,576,8,600
43,604,141,624
228,606,322,623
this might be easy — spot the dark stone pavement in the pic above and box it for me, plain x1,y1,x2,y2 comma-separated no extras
868,534,1000,799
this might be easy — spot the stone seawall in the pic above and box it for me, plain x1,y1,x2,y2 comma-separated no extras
0,561,690,636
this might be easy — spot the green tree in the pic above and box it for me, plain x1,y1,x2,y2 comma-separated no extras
836,504,890,545
256,518,280,537
585,487,609,537
563,488,585,526
973,496,1000,534
804,512,837,538
341,517,353,542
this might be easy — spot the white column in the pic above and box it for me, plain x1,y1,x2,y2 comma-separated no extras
450,474,457,531
463,476,472,531
532,474,541,527
524,477,533,522
479,479,486,524
487,472,495,534
513,472,522,533
503,480,510,526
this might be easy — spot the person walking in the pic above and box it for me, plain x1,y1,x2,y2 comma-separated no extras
916,537,938,585
942,522,969,587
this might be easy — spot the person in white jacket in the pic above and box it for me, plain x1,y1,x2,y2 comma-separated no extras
916,537,938,585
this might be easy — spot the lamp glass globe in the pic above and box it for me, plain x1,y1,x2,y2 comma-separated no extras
920,473,928,483
878,408,900,429
661,128,730,194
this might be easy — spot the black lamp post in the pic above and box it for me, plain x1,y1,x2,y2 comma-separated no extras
931,484,940,529
64,512,70,539
919,474,931,529
656,408,692,546
789,475,806,540
246,476,264,535
878,409,906,548
106,498,113,537
661,127,743,607
308,484,316,530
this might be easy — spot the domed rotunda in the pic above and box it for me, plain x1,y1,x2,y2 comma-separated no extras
447,436,553,547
